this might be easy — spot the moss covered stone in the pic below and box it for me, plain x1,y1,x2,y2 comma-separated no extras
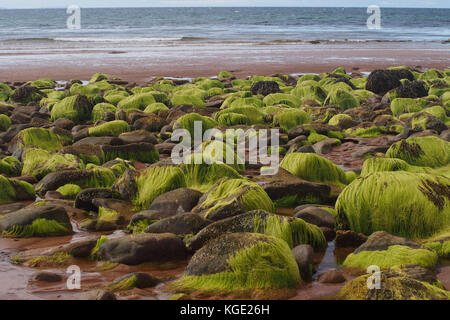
22,148,83,179
0,114,11,132
56,184,82,199
143,102,169,114
324,88,360,110
0,156,22,177
91,103,117,122
335,171,450,239
0,175,35,204
134,166,186,210
117,93,156,110
192,178,274,221
10,127,62,153
88,120,130,137
173,113,217,138
51,94,92,124
273,109,310,132
385,136,449,168
171,232,301,295
263,93,301,108
280,153,347,186
184,161,242,193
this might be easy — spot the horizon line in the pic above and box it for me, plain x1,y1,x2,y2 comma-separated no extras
1,6,450,9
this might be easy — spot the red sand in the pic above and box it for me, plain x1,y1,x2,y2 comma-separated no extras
1,46,449,83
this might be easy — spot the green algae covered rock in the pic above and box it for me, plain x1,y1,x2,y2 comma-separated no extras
117,93,156,110
173,113,217,138
291,84,327,105
51,94,92,124
343,245,438,269
192,178,274,221
390,98,425,115
385,136,449,168
101,143,159,163
28,78,56,89
184,161,242,193
9,127,63,153
22,148,84,180
0,114,11,132
0,175,35,204
91,103,117,122
328,114,352,127
0,203,71,238
324,88,360,110
143,102,169,114
272,109,310,132
0,156,22,177
188,210,326,251
88,120,130,137
214,106,264,125
263,93,302,108
345,126,388,138
56,184,82,199
171,95,205,108
90,73,108,83
280,153,347,186
335,171,450,239
337,273,450,300
133,166,186,210
171,232,301,296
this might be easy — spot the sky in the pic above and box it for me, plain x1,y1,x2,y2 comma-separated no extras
0,0,448,9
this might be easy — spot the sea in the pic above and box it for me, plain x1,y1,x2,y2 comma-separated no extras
0,7,449,52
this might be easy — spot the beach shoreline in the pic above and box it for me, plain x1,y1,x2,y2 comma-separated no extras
1,45,449,83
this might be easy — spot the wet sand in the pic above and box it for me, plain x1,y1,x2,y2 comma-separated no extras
1,45,449,83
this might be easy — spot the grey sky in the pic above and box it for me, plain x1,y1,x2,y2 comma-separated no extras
1,0,449,9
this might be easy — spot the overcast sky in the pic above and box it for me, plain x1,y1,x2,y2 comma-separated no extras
0,0,448,9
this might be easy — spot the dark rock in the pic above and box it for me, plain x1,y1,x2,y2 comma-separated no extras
148,188,203,213
112,272,160,289
335,230,368,249
440,129,450,142
250,81,281,96
292,244,314,280
111,168,138,201
100,143,158,163
353,231,429,254
318,269,346,283
395,80,428,98
30,271,62,283
155,142,176,155
409,112,447,134
97,233,188,265
74,188,122,212
253,168,331,207
294,206,335,229
366,69,415,95
53,118,75,130
118,130,157,145
11,85,42,104
0,203,27,216
130,210,178,226
0,204,71,234
313,138,340,154
320,227,336,242
145,213,209,236
386,265,437,284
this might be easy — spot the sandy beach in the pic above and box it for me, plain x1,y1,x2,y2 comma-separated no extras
1,44,449,82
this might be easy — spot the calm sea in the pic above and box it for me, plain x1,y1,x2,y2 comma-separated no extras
0,7,449,51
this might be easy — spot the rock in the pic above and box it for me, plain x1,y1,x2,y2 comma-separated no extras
440,129,450,142
351,145,389,159
0,204,72,237
0,203,27,215
395,80,428,98
118,130,157,145
335,230,368,249
30,271,62,283
75,290,116,300
250,81,281,96
318,269,346,283
73,136,123,147
192,178,274,221
74,188,122,212
172,232,301,294
387,265,438,284
145,213,209,236
320,227,336,242
188,210,326,252
111,272,160,290
51,94,93,124
130,209,178,225
313,138,340,154
155,142,176,155
111,168,138,201
101,142,159,163
292,244,314,280
252,168,331,208
365,69,415,95
148,188,203,213
342,231,438,270
36,168,116,197
408,112,447,134
337,273,450,300
353,231,427,254
293,206,335,229
11,85,43,104
97,233,188,265
53,118,75,130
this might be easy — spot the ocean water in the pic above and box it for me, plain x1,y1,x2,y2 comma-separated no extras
0,7,449,51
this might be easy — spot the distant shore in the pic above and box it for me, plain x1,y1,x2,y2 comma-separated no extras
1,45,449,83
